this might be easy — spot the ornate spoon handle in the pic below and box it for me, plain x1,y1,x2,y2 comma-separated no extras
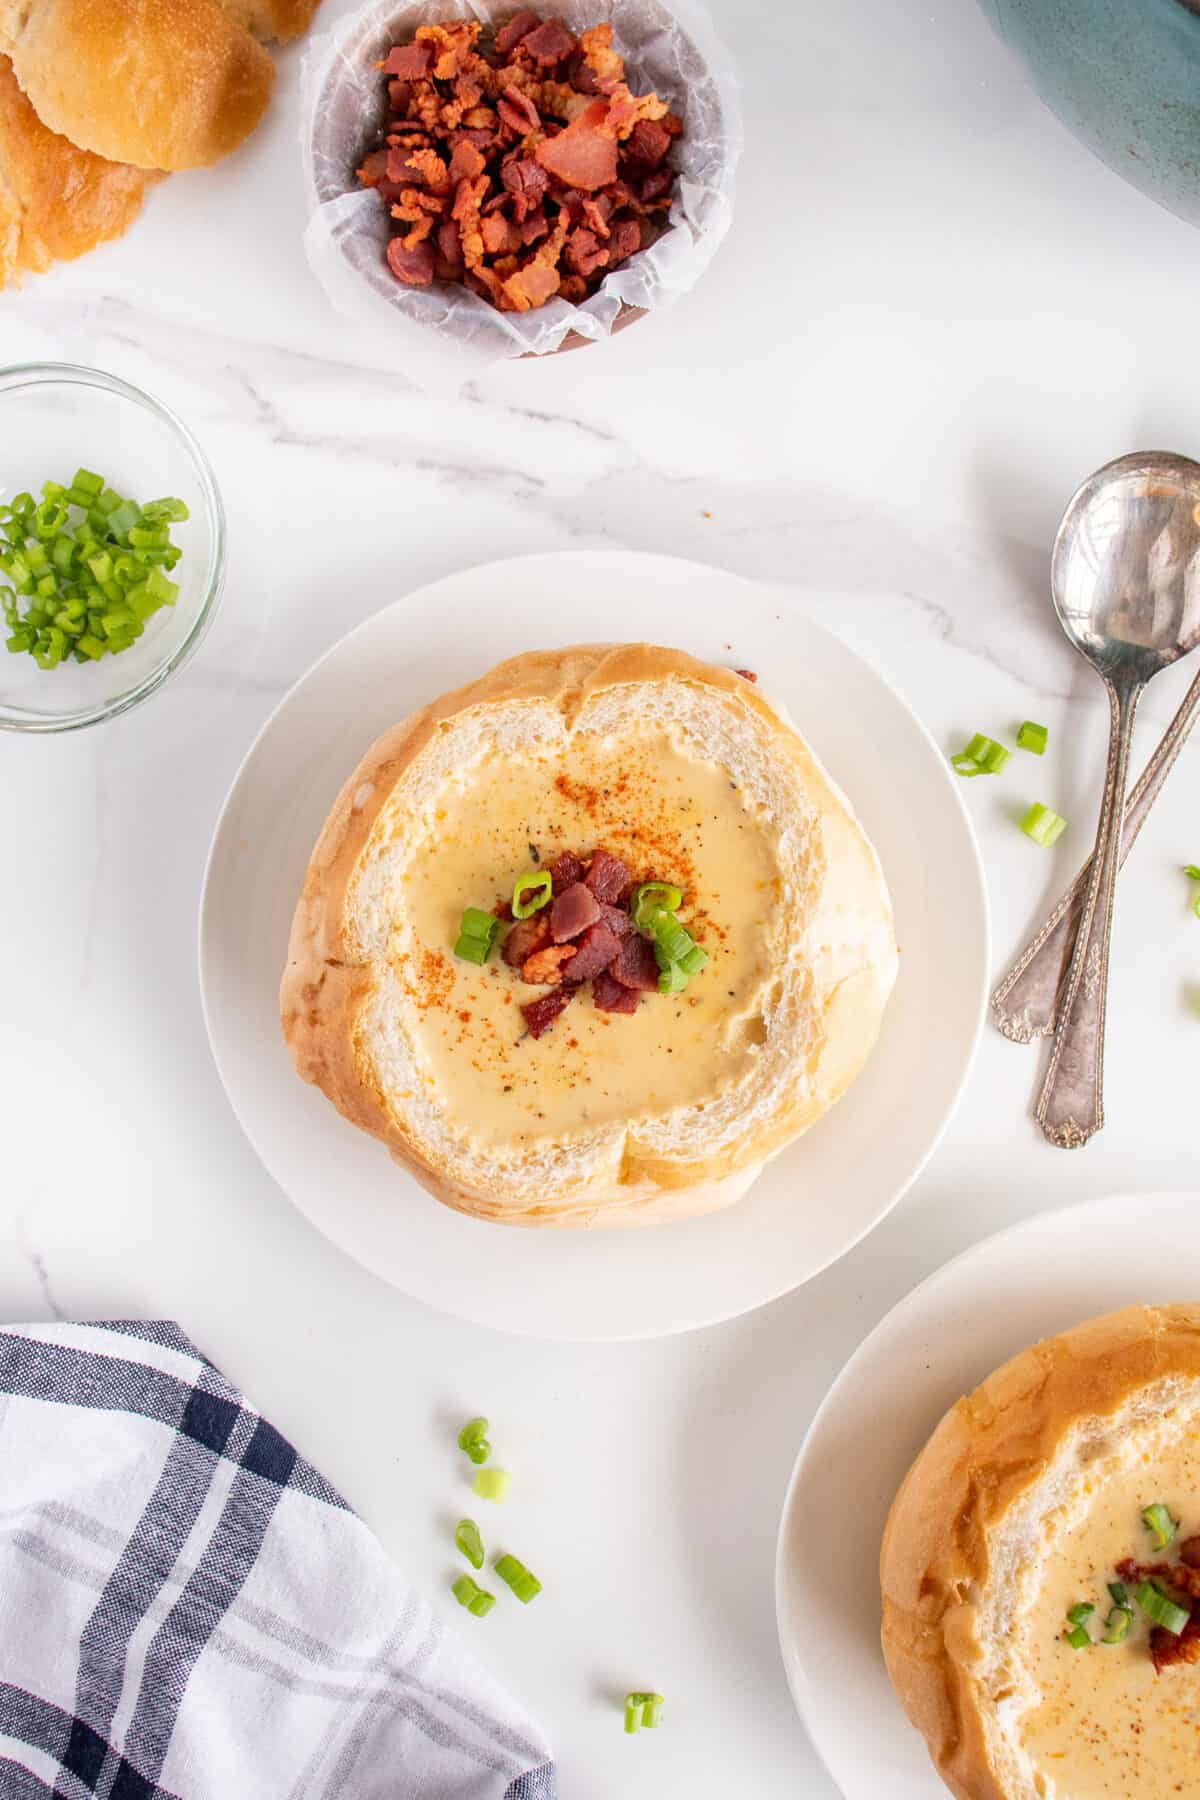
1036,680,1142,1148
991,668,1200,1043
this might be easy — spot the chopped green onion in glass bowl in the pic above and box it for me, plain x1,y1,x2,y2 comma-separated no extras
0,363,225,733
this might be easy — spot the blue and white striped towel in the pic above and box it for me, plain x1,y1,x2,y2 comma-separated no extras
0,1321,557,1800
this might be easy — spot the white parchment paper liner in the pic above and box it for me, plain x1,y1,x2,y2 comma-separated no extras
301,0,742,385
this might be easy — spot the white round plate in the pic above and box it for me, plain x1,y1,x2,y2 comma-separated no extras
775,1189,1200,1799
199,551,988,1341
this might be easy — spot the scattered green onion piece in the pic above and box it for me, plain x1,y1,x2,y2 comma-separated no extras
1108,1581,1129,1608
494,1552,541,1603
457,1416,491,1465
142,496,189,523
1102,1605,1132,1645
658,963,689,995
512,870,553,919
1136,1580,1190,1634
678,943,709,977
454,934,490,964
70,468,104,497
1066,1602,1095,1626
1142,1503,1178,1551
632,882,683,935
451,1575,496,1618
1184,866,1200,882
623,1693,664,1732
653,915,694,965
1063,1624,1092,1649
454,906,500,963
952,732,1010,777
472,1468,511,1504
455,1517,485,1570
1021,803,1067,847
1017,721,1049,755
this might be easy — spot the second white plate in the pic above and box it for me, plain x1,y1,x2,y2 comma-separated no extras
199,551,988,1340
775,1189,1200,1800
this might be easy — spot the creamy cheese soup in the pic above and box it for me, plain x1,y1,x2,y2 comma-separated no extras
378,729,783,1148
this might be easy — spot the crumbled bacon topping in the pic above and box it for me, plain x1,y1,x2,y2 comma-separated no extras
358,13,681,311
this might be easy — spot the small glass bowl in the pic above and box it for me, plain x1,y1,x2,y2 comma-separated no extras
0,364,225,733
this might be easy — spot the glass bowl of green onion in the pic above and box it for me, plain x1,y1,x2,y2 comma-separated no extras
0,363,225,733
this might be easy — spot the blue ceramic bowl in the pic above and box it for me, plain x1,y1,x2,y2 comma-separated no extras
977,0,1200,225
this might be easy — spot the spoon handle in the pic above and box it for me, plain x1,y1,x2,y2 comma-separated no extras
1036,680,1143,1148
991,668,1200,1041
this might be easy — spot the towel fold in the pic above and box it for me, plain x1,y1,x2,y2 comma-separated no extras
0,1321,557,1800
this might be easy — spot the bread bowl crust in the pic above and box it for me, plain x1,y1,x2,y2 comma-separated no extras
879,1301,1200,1800
281,642,896,1227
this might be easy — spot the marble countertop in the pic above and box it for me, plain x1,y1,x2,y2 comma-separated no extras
5,0,1200,1793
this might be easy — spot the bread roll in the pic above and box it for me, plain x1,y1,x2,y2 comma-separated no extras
281,644,897,1228
0,0,274,170
218,0,322,43
881,1302,1200,1800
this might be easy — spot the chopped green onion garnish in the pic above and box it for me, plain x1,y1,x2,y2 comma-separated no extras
1108,1581,1129,1608
678,943,709,977
1142,1503,1178,1550
1021,803,1067,847
1102,1605,1132,1645
454,910,500,964
1,472,187,673
623,1693,664,1732
1017,721,1049,755
1136,1579,1190,1634
952,732,1010,777
451,1574,496,1617
657,962,689,995
472,1468,511,1504
1185,866,1200,881
1063,1624,1092,1649
632,882,683,935
455,1518,485,1570
494,1552,541,1603
653,915,693,964
1066,1602,1095,1626
457,1417,491,1464
512,870,552,919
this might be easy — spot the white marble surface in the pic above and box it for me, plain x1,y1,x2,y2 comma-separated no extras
4,0,1200,1794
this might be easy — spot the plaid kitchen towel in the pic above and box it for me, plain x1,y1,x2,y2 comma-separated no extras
0,1321,557,1800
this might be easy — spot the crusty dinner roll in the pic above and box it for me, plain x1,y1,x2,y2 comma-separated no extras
881,1303,1200,1800
0,0,275,170
0,53,158,286
218,0,322,42
281,644,897,1228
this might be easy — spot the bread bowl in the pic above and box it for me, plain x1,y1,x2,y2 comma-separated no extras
281,643,897,1228
881,1302,1200,1800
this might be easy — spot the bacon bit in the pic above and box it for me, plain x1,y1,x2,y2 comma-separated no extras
522,986,575,1037
1181,1537,1200,1569
593,969,639,1014
363,14,678,311
522,943,578,986
383,41,433,79
482,212,522,255
503,912,550,967
549,849,585,892
1153,1613,1200,1673
596,900,634,940
386,237,435,285
519,17,577,65
494,9,540,55
610,933,659,991
563,921,620,982
735,667,758,683
585,846,633,906
550,881,602,943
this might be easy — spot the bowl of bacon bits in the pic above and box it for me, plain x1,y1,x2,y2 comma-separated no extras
302,0,740,374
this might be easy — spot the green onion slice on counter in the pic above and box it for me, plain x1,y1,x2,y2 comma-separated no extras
1184,867,1200,918
472,1468,512,1503
454,910,501,965
1066,1602,1095,1627
1102,1605,1132,1646
951,733,1011,777
632,882,683,935
1135,1580,1191,1635
456,1417,491,1464
454,1518,485,1570
1142,1503,1178,1551
494,1552,541,1603
512,870,553,919
1021,803,1067,847
1017,721,1049,755
623,1693,665,1732
451,1575,496,1617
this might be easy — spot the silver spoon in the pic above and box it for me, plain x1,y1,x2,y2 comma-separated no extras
1033,452,1200,1148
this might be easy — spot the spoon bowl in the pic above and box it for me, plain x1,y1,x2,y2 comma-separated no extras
1052,451,1200,681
